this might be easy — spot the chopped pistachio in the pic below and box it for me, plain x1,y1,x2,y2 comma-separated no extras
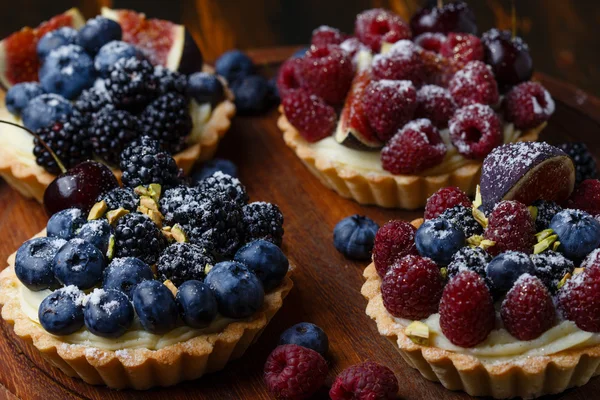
533,235,558,254
405,321,430,346
574,267,585,275
552,241,561,252
204,264,213,274
472,207,488,228
473,185,482,208
535,229,555,242
440,267,448,281
106,208,129,225
557,273,572,290
380,42,393,54
148,209,164,228
106,235,115,260
479,239,496,251
467,235,484,247
140,196,159,212
149,183,162,202
162,226,172,232
134,186,151,197
528,206,538,221
171,224,188,243
163,280,178,296
137,204,149,214
88,201,107,220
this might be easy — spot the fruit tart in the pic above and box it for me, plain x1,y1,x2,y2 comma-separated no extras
0,7,235,203
361,141,600,398
277,3,553,209
0,138,292,389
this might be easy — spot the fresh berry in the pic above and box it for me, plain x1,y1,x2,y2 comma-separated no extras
582,249,600,269
132,280,178,334
38,286,85,335
530,251,574,294
176,280,218,328
37,27,79,60
215,49,254,84
186,72,225,107
192,158,238,182
371,40,425,85
22,93,73,132
114,213,166,265
311,26,346,47
97,187,139,212
558,142,598,184
410,1,477,36
276,58,302,100
415,85,457,128
53,239,105,290
355,9,411,52
440,33,483,63
282,89,336,142
153,66,187,95
557,265,600,332
481,29,533,91
232,75,270,114
84,288,134,338
39,45,95,99
449,61,499,107
504,82,554,130
362,79,417,142
298,45,353,105
119,137,179,188
279,322,329,357
5,82,45,116
484,200,536,255
485,251,536,295
449,104,502,160
140,92,192,153
94,40,141,77
15,237,65,291
550,209,600,260
439,205,483,238
156,243,214,286
414,33,447,53
372,220,418,277
102,257,153,299
532,200,562,232
76,219,114,256
439,271,495,347
333,215,379,261
47,208,85,240
234,240,289,291
330,361,398,400
105,57,159,112
381,119,447,174
382,255,444,319
199,171,248,207
567,179,600,216
89,107,140,165
424,187,472,220
77,16,122,54
242,202,285,247
501,274,555,341
415,218,465,265
339,37,368,60
447,246,491,282
75,87,112,115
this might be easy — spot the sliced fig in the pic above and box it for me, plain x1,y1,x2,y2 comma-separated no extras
101,7,203,74
480,142,576,212
0,8,85,89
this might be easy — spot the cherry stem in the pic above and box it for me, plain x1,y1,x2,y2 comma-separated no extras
0,120,67,174
437,0,443,9
511,0,517,38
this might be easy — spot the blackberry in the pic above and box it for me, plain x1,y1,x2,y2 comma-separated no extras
105,57,159,112
242,202,284,247
198,172,249,207
447,246,491,282
119,137,179,188
154,66,187,95
439,205,483,238
97,187,139,212
532,200,562,232
114,213,166,264
558,142,598,183
33,112,93,174
139,92,192,153
531,251,574,294
160,185,200,224
88,107,140,165
157,243,214,286
75,87,112,115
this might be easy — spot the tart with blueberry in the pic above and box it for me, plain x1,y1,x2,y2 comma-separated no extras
361,141,600,398
277,4,552,209
0,141,292,389
0,7,235,203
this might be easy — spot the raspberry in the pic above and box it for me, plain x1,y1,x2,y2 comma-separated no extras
382,255,444,319
501,274,555,340
277,58,302,100
298,45,353,105
282,89,336,143
449,61,499,107
439,271,495,347
567,179,600,216
440,33,484,63
311,26,347,47
484,200,536,256
362,80,417,142
532,200,562,232
424,187,472,220
373,220,418,277
354,8,411,52
449,104,502,159
439,205,483,238
371,40,425,86
339,37,368,59
264,344,328,400
415,85,457,128
330,361,398,400
381,119,447,174
557,265,600,332
531,251,574,294
447,246,491,282
414,33,447,53
557,142,598,184
582,249,600,269
505,82,555,130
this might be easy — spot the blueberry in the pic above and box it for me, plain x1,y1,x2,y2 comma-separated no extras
76,219,114,256
77,16,122,55
279,322,329,356
333,215,379,260
47,208,85,240
232,75,270,114
485,251,535,294
15,237,65,291
550,209,600,261
292,47,309,59
5,82,45,116
176,280,218,329
192,158,238,182
204,261,264,319
132,280,178,334
53,239,105,290
267,77,280,103
39,45,95,99
415,218,465,265
21,93,73,131
215,49,254,84
103,257,154,299
234,240,289,292
187,72,225,107
84,288,134,338
38,285,85,335
94,40,142,77
37,27,79,61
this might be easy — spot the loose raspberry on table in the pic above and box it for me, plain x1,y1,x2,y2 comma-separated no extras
557,265,600,332
277,58,303,100
381,119,447,174
362,79,417,142
424,187,472,220
567,179,600,216
414,32,447,53
354,8,411,52
415,85,457,128
298,45,353,105
505,81,555,130
382,255,444,320
484,200,536,256
449,60,499,107
449,104,502,159
282,89,336,143
439,271,495,347
371,40,425,86
373,220,418,277
264,344,328,400
311,25,347,47
329,361,398,400
440,33,484,64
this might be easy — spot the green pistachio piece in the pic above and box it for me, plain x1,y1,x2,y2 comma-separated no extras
473,185,482,209
140,196,159,212
163,280,177,296
405,321,430,346
479,239,496,251
134,186,151,197
171,224,188,243
557,273,572,290
149,183,162,202
472,207,488,228
106,235,115,261
467,235,484,247
106,208,129,225
535,229,555,242
88,201,107,220
529,206,538,221
533,235,558,254
552,241,561,251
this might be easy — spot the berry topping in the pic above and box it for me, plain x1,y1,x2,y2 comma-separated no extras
77,16,122,55
339,37,368,60
311,25,347,47
242,202,285,247
439,33,484,63
298,45,353,105
276,58,302,100
114,213,166,265
424,187,471,220
330,361,398,400
119,136,179,189
75,87,112,116
157,243,214,287
410,1,477,36
481,29,533,91
76,219,114,255
415,218,465,265
84,288,134,338
415,85,457,128
132,280,178,334
414,33,447,53
282,89,337,143
153,66,187,95
333,215,379,261
484,200,536,255
53,239,105,290
198,171,249,208
105,57,159,112
582,249,600,269
140,92,192,153
504,82,554,130
354,9,411,52
234,240,289,292
448,104,502,159
279,322,329,357
5,82,45,116
37,27,79,61
89,107,140,166
550,209,600,261
449,61,499,107
95,40,141,78
567,179,600,216
439,271,495,347
39,45,95,99
176,280,218,329
38,286,85,336
231,75,271,114
530,251,574,294
532,200,563,232
22,93,73,132
15,237,65,291
485,251,535,295
215,49,255,85
192,158,238,182
47,208,85,240
98,187,139,212
439,205,483,238
102,257,153,299
557,265,600,332
371,40,425,85
186,71,225,107
558,142,598,184
372,220,418,277
447,246,491,282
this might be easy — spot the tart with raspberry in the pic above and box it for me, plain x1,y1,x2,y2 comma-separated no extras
0,141,292,389
361,141,600,398
277,4,552,209
0,8,235,203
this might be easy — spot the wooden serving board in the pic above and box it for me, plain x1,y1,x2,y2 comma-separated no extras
0,47,599,400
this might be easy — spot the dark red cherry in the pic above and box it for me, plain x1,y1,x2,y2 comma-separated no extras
44,161,119,215
481,29,533,91
410,1,477,36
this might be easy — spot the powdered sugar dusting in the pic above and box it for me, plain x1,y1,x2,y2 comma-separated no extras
88,288,106,306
